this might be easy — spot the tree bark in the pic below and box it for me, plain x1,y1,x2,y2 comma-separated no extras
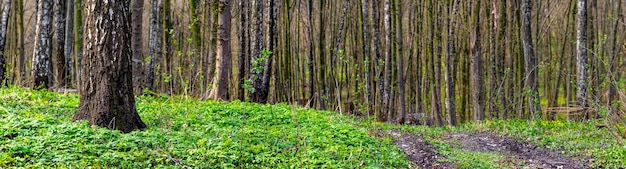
471,0,484,121
32,0,54,89
0,0,10,86
445,0,458,125
63,0,74,87
307,0,315,107
146,0,162,92
575,0,588,110
383,0,392,122
73,0,146,133
130,0,144,94
53,0,66,87
521,0,541,119
360,0,371,116
208,0,231,101
73,0,83,89
395,0,406,124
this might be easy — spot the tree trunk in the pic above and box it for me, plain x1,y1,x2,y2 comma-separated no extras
395,0,405,124
131,0,144,94
445,0,458,125
63,0,73,87
53,0,66,87
575,0,588,110
73,0,146,133
360,0,371,116
208,0,231,101
249,0,274,104
383,0,392,122
237,0,247,101
607,0,622,106
73,0,83,89
471,0,484,121
0,0,10,86
32,0,54,89
521,0,541,119
307,0,315,107
146,0,162,92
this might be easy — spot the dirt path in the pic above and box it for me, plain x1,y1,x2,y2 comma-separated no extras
446,132,591,169
387,130,455,169
387,130,590,169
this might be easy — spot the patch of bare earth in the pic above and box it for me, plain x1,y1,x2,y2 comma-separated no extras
446,132,591,169
387,130,455,169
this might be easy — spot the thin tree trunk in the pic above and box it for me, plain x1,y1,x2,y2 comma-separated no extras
521,0,541,119
208,0,231,101
73,0,146,133
307,0,315,107
53,0,66,87
360,0,371,116
395,0,406,124
146,0,162,92
445,0,458,125
0,0,10,86
32,0,54,89
131,0,144,94
383,0,392,122
237,0,247,101
471,0,484,121
73,0,82,89
575,0,588,112
607,0,622,106
63,0,73,87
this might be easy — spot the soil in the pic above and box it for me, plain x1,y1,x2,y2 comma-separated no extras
387,130,455,169
387,130,591,169
445,132,591,169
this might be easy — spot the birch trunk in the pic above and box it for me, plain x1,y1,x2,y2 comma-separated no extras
32,0,54,89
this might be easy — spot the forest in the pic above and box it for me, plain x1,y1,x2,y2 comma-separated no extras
0,0,625,168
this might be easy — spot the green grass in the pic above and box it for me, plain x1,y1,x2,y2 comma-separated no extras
0,87,408,168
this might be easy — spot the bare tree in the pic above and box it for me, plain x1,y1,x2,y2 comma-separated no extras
73,0,146,133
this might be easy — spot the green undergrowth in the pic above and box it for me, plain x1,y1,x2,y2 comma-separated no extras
384,119,626,168
0,87,408,168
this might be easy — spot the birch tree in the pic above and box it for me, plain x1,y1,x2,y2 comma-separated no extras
32,0,54,89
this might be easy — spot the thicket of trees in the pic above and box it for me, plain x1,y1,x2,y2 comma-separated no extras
0,0,625,127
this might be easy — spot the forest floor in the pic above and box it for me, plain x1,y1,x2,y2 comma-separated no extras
387,129,590,169
381,118,626,169
1,87,625,168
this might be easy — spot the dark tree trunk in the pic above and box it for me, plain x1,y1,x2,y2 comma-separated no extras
73,0,146,133
445,0,458,125
0,0,10,86
521,0,541,119
208,0,231,101
63,0,74,87
307,0,315,107
146,0,162,91
32,0,54,89
393,0,406,124
471,0,484,121
53,0,67,87
360,0,371,116
131,0,144,94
